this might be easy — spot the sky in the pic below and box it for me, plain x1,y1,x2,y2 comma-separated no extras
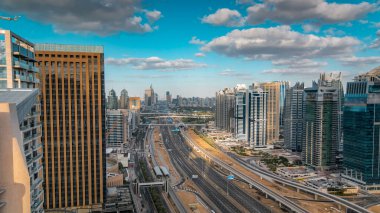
0,0,380,98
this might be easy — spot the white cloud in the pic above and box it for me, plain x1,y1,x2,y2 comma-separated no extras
106,56,207,70
218,69,251,77
273,59,327,69
236,0,254,5
369,30,380,49
189,36,206,45
202,8,245,27
323,28,345,36
145,10,162,23
0,0,162,35
339,56,380,67
202,26,360,61
302,24,320,33
195,53,205,57
246,0,376,25
263,68,319,75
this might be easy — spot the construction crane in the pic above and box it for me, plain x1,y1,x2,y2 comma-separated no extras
0,16,20,21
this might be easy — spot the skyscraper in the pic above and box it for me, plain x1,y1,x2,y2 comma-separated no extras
247,85,267,148
234,84,248,141
35,44,105,210
119,89,128,109
342,66,380,188
234,84,267,148
215,87,235,133
107,89,118,109
144,84,155,108
302,73,343,169
260,81,289,145
284,82,304,152
166,91,172,104
0,30,44,213
106,109,127,148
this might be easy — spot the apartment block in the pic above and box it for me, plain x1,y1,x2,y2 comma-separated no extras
35,44,105,210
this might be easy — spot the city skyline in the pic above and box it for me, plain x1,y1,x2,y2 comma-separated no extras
0,0,379,97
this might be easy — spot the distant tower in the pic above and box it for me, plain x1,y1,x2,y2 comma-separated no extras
166,91,172,104
144,85,155,108
119,89,129,109
302,73,343,169
215,88,235,133
260,81,289,145
283,82,304,152
107,89,118,109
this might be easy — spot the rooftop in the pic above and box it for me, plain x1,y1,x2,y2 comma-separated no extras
0,89,39,123
35,43,104,53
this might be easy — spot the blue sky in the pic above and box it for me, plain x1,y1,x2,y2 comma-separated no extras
1,0,380,98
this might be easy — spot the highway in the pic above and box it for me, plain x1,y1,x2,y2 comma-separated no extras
182,131,371,213
161,125,273,213
228,152,372,213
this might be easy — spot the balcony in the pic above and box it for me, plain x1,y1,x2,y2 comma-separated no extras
30,163,42,175
31,198,43,211
13,61,39,73
31,178,43,190
23,132,42,143
27,152,43,166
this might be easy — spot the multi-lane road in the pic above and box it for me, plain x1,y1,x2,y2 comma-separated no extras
161,125,274,213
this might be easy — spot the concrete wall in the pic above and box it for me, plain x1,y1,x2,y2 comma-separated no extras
0,103,30,213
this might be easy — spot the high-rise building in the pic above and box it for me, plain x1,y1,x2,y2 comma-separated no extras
119,89,128,109
234,84,248,141
342,66,380,188
283,82,304,152
302,73,343,169
35,44,105,210
247,85,267,148
215,88,235,133
166,91,172,104
107,89,118,109
0,30,44,213
234,84,267,148
144,85,155,108
129,97,141,111
0,89,42,213
260,81,289,144
106,109,128,148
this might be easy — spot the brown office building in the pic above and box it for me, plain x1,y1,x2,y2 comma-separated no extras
35,44,105,210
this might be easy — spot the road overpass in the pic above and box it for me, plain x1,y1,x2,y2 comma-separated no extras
182,132,371,213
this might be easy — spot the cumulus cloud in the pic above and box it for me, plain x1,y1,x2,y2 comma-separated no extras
106,56,207,70
218,69,251,77
246,0,376,25
195,53,205,57
338,56,380,66
145,10,162,23
202,8,245,27
0,0,162,35
369,30,380,48
236,0,254,5
273,59,327,69
189,36,206,45
302,24,320,33
323,28,346,36
263,68,320,75
201,26,360,61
